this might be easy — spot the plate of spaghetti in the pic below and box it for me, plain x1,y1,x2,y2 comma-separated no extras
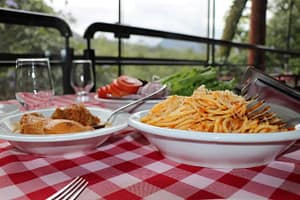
128,86,300,169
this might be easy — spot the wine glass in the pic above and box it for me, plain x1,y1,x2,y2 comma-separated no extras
70,59,94,102
15,58,54,110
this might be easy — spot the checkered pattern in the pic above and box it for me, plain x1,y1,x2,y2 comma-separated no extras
0,94,300,200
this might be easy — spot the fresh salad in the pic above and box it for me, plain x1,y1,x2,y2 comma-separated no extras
97,67,236,99
160,67,236,96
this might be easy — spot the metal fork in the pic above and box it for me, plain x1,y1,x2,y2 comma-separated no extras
240,80,286,127
94,84,167,129
46,176,88,200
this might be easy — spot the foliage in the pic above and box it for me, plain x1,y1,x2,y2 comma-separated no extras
2,0,299,101
0,0,64,54
90,35,206,86
266,0,300,74
218,0,248,61
0,0,67,100
160,67,236,96
221,0,300,76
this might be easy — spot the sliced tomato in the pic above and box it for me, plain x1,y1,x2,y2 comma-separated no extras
104,85,113,97
110,80,131,96
97,86,109,98
104,84,115,97
116,75,143,94
97,75,143,98
98,85,115,98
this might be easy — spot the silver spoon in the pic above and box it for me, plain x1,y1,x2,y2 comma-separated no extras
94,84,167,128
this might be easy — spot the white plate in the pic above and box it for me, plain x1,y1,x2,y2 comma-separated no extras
94,95,162,112
0,107,128,155
128,110,300,169
0,104,19,119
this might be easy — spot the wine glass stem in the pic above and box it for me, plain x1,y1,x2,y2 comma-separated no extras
76,92,89,102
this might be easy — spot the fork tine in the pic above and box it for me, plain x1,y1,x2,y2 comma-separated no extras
248,105,271,120
241,83,287,129
46,176,88,200
62,177,88,200
245,99,287,129
262,112,277,121
240,80,251,96
46,177,81,200
68,181,88,200
247,100,265,114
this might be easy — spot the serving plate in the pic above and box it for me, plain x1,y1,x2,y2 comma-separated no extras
0,104,19,119
128,110,300,169
0,107,128,155
94,95,163,112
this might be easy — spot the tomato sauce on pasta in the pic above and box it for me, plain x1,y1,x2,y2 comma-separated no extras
141,86,288,133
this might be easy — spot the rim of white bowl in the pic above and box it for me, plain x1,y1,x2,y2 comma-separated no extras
128,110,300,143
0,107,128,142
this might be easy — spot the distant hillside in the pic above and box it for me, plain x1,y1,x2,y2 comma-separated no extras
159,39,206,53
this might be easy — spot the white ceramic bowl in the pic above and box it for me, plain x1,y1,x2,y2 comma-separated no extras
0,107,128,155
128,110,300,169
94,95,163,112
0,104,19,119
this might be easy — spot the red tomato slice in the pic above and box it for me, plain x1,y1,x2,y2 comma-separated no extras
97,86,108,98
104,84,115,97
97,75,142,98
110,80,131,96
117,75,143,93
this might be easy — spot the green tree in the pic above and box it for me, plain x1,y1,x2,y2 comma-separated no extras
0,0,70,99
218,0,248,62
266,0,300,74
0,0,65,53
219,0,300,76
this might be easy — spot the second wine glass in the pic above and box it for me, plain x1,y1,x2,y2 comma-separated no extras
71,59,94,102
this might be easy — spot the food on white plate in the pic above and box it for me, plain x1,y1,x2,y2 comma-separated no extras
97,75,143,98
17,104,100,134
97,75,167,99
141,85,291,133
20,113,93,134
97,67,237,99
51,103,100,126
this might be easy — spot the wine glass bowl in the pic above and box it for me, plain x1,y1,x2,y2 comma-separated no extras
71,59,94,102
15,58,54,110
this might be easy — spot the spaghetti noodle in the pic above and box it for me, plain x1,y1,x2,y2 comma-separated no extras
141,85,288,133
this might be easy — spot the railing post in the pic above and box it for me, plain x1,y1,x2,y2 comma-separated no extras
84,48,96,92
62,46,74,94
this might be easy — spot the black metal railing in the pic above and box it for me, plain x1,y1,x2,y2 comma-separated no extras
84,22,300,64
0,8,300,98
83,22,300,88
0,8,74,94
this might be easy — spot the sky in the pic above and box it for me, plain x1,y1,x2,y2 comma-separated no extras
44,0,233,40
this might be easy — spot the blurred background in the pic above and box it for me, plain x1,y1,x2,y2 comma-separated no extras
0,0,299,100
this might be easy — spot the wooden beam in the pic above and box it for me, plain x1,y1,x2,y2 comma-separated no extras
248,0,267,70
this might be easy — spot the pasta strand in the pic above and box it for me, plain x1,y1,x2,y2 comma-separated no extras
141,86,288,134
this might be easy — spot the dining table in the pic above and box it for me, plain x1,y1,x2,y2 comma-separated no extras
0,93,300,200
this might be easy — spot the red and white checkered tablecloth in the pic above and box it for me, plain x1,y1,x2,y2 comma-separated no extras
1,94,300,200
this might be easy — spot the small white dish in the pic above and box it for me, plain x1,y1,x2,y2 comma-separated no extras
0,107,128,155
94,95,162,112
128,110,300,169
0,104,19,119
